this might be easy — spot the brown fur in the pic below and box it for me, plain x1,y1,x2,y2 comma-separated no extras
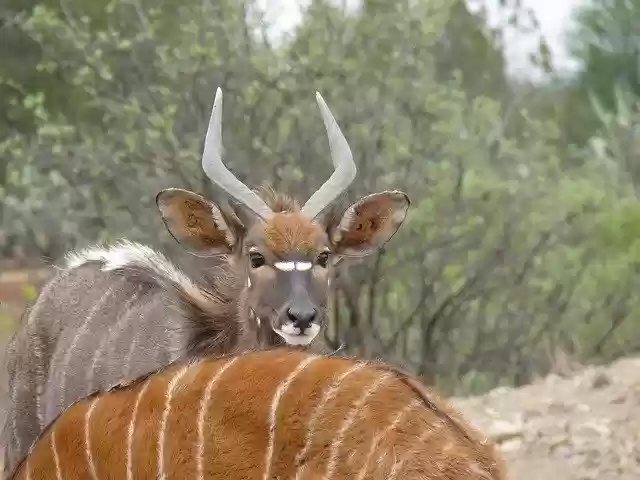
255,186,327,256
157,190,235,254
11,349,507,480
330,192,410,255
262,212,328,256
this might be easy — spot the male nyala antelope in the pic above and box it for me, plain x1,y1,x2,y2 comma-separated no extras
10,348,507,480
1,88,410,473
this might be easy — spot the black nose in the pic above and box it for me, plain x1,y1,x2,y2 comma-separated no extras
286,307,317,333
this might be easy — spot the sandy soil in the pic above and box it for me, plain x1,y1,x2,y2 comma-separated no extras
453,356,640,479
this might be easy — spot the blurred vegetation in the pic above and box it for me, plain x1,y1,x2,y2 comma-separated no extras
0,0,639,395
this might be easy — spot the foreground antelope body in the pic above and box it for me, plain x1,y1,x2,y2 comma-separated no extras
1,88,410,472
10,348,506,480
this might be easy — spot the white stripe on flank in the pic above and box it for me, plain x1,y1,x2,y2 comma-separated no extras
323,373,393,480
158,364,193,480
24,269,70,432
58,282,120,412
24,441,35,480
24,271,67,331
355,399,422,480
51,428,62,480
9,363,22,456
122,300,153,378
127,379,152,480
196,358,240,480
293,362,366,480
85,397,101,480
87,289,141,392
387,421,444,480
263,355,320,480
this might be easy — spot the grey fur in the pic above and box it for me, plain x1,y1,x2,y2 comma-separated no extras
0,240,328,474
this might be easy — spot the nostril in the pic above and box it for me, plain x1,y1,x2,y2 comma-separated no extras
287,308,317,332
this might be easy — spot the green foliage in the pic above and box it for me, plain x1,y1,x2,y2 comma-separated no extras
568,0,640,112
20,283,37,301
557,0,640,146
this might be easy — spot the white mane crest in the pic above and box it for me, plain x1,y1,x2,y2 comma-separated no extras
64,240,196,291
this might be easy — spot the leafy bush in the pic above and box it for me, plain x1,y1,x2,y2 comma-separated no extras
1,0,638,394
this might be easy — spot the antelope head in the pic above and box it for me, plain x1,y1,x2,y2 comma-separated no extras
156,88,410,347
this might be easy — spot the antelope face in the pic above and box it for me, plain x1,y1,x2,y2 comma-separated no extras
155,88,410,346
242,212,331,345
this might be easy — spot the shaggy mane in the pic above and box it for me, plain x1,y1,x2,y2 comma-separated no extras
255,185,301,213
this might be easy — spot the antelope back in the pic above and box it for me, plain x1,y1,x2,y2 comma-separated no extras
0,247,237,473
11,348,507,480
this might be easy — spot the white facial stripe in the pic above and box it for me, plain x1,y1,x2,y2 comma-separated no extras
274,261,313,272
274,261,295,271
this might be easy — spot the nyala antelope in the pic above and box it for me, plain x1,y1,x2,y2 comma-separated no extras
9,348,507,480
1,88,410,473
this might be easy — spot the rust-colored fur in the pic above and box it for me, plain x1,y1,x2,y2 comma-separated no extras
329,192,409,256
11,349,507,480
262,212,327,255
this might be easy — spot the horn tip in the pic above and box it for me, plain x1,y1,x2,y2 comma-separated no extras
211,87,224,115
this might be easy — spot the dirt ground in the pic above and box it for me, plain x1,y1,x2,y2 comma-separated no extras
453,355,640,479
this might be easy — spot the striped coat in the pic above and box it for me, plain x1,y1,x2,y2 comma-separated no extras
10,348,507,480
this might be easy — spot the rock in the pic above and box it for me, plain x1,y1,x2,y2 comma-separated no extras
500,437,522,453
547,400,573,415
488,419,524,443
590,371,611,389
452,354,640,479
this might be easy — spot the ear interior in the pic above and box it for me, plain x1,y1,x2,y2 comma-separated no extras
156,188,239,256
330,190,410,257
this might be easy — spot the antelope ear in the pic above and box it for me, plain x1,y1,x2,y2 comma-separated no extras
156,188,239,256
329,191,410,257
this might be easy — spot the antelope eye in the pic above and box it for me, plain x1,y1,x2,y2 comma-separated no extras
249,252,266,268
317,251,330,268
